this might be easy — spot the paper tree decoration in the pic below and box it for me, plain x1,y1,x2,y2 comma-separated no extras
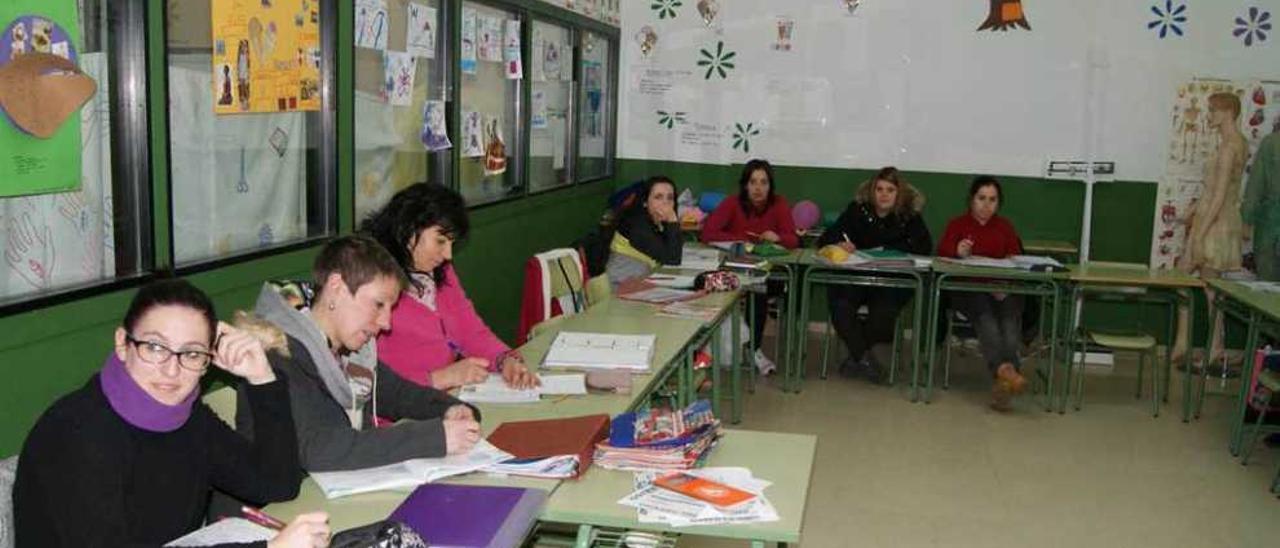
977,0,1031,32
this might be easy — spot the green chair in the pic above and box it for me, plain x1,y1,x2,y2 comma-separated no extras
1239,369,1280,471
1073,330,1162,416
819,302,909,385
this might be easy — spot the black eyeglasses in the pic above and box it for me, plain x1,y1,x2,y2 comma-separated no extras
124,334,215,372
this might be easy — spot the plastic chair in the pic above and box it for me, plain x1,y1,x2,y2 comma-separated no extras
1239,369,1280,468
1073,330,1162,416
585,274,612,307
517,248,588,343
819,303,909,385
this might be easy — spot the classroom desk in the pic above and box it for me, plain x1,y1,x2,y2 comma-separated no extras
542,429,816,548
1064,263,1203,419
1023,239,1079,262
208,291,809,544
791,249,929,396
1206,279,1280,455
925,261,1067,406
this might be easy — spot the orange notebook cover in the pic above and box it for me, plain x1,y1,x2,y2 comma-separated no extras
486,414,610,479
654,472,757,509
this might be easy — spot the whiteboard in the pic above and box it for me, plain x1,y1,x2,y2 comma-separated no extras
620,0,1280,182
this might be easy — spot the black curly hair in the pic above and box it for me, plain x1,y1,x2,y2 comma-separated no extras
359,182,470,289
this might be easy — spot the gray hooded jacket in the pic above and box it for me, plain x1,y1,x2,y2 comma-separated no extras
237,282,478,472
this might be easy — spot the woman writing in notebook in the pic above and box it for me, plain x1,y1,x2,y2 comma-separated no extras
937,176,1027,411
606,175,685,287
700,159,799,373
817,167,932,382
14,279,331,547
362,182,538,391
249,236,482,473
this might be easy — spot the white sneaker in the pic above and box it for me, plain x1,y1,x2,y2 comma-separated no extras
753,349,777,375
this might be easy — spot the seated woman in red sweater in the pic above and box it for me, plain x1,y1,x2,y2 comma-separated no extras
937,176,1027,411
700,159,798,373
362,183,538,391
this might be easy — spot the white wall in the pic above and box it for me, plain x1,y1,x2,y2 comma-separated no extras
620,0,1280,182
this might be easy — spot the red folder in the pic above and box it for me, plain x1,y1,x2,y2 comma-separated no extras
486,414,611,479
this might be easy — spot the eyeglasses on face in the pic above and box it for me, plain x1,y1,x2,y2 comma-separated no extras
124,334,214,372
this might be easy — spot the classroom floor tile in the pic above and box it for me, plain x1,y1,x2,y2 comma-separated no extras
679,335,1280,548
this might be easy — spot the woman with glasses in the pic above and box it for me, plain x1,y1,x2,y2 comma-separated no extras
13,279,331,547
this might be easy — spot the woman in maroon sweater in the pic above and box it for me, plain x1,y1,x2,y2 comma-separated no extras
700,159,800,248
937,176,1026,411
700,159,798,374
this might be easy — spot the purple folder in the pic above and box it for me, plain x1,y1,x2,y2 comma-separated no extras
388,484,548,548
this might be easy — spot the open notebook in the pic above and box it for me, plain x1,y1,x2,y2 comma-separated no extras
308,440,513,498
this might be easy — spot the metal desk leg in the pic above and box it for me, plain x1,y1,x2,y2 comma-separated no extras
787,264,804,393
921,274,946,403
1045,282,1060,412
795,273,815,393
574,524,593,548
910,274,925,397
1230,315,1261,455
731,297,743,423
711,316,723,417
1181,289,1197,422
1060,285,1079,414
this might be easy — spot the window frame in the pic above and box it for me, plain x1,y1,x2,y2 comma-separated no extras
0,0,155,315
456,0,619,211
163,0,340,274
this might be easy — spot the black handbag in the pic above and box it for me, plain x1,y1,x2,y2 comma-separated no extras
331,520,428,548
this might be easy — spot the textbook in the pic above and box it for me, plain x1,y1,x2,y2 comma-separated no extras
543,331,655,371
389,483,547,548
486,414,611,479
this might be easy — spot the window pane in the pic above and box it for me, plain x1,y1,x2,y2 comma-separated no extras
459,1,521,205
167,0,333,265
0,1,139,303
355,0,446,221
577,31,611,181
528,21,573,193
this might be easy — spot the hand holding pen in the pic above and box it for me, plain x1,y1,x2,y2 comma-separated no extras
838,232,856,253
243,506,331,548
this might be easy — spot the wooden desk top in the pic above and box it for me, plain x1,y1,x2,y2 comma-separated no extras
1068,263,1205,289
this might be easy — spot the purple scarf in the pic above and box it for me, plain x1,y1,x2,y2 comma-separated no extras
99,352,196,432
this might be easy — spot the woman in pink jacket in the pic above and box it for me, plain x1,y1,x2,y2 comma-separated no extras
362,183,539,390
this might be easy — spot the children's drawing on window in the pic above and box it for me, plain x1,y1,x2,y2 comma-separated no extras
4,199,56,290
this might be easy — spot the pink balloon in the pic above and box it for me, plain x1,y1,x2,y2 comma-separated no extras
792,200,821,230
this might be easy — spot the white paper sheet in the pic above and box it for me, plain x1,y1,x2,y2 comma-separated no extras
166,518,274,546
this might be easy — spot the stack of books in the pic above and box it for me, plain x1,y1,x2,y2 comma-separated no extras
594,400,722,471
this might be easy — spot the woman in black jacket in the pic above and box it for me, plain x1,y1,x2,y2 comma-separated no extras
13,279,330,547
816,167,932,382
